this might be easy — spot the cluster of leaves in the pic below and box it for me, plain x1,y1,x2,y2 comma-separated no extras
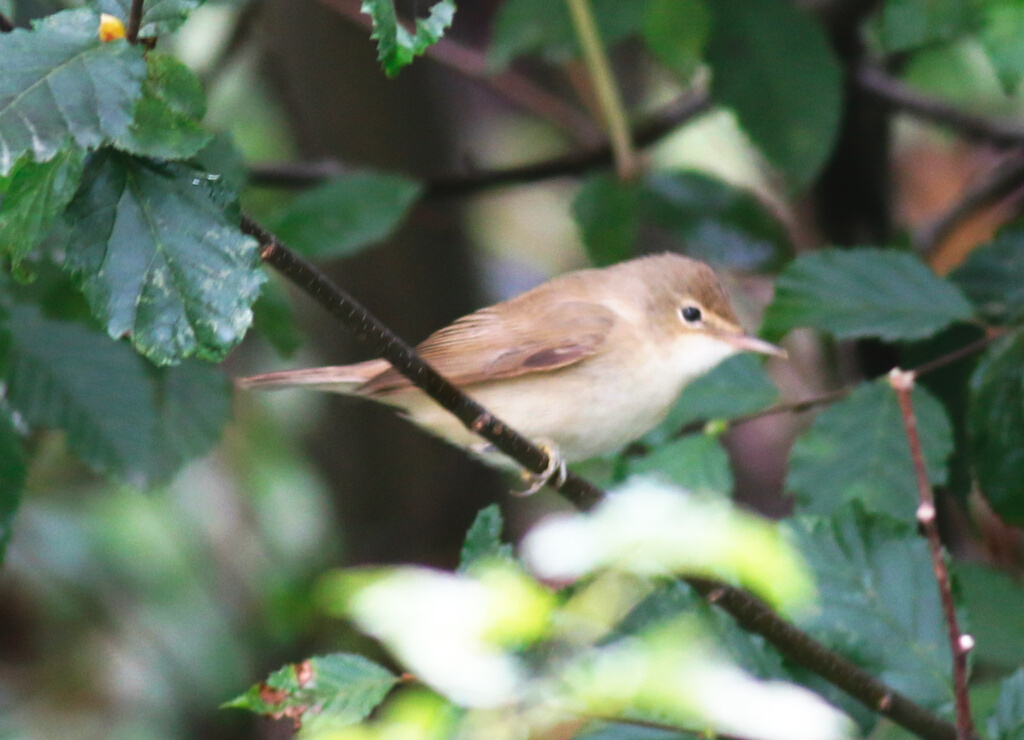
0,1,424,564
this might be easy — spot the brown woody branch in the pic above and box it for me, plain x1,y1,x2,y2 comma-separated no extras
246,91,711,193
914,148,1024,255
240,213,605,510
126,0,144,43
856,65,1024,146
888,370,975,740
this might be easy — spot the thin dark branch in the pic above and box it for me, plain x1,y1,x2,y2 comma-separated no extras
856,65,1024,146
888,370,975,740
315,0,604,146
246,92,712,193
240,214,605,510
687,578,957,740
914,149,1024,254
0,10,13,32
126,0,144,43
910,329,1005,377
242,216,958,740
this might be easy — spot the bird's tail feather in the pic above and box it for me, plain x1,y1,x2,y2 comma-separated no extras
236,359,389,394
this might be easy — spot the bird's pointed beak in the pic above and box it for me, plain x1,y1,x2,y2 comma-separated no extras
726,333,788,359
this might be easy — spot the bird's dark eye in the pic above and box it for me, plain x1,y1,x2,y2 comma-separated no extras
681,306,702,323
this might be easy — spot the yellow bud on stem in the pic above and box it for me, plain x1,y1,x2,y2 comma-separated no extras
98,14,126,42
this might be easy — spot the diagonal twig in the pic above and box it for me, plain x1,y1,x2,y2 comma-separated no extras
888,369,975,740
246,91,711,192
914,148,1024,255
856,65,1024,146
126,0,144,43
240,213,606,511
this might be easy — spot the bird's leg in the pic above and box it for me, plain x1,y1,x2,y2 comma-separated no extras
514,442,567,496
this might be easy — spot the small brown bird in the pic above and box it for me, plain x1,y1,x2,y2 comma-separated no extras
239,253,783,486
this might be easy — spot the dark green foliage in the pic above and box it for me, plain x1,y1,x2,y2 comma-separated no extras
788,381,953,523
459,504,515,571
968,331,1024,526
990,669,1024,740
58,150,264,365
762,248,975,342
361,0,455,78
627,434,733,497
0,9,147,175
950,226,1024,323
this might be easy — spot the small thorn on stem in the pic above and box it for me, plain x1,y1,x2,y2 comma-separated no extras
917,501,937,524
888,367,917,391
878,694,893,711
958,634,975,655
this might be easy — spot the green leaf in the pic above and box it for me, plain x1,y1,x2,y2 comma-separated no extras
266,172,421,259
224,653,398,729
58,150,264,365
0,302,230,488
0,9,147,175
361,0,455,78
114,51,211,160
641,171,786,271
979,0,1024,92
573,174,640,267
0,406,27,566
991,669,1024,740
0,148,85,264
786,507,954,710
648,354,779,443
705,0,842,186
643,0,709,82
879,0,981,52
627,434,733,498
953,561,1024,670
93,0,203,38
761,248,975,343
459,504,514,572
252,278,301,359
788,380,954,523
489,0,649,68
949,227,1024,323
968,332,1024,526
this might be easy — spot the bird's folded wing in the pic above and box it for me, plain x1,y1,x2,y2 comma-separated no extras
360,300,617,395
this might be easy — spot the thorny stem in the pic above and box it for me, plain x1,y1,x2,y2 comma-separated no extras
564,0,637,179
888,369,976,740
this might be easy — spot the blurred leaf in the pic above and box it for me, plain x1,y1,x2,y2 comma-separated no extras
523,479,814,614
191,131,246,195
0,149,85,264
642,0,709,82
953,561,1024,669
0,302,231,488
949,228,1024,323
788,380,953,523
980,0,1024,92
706,0,842,186
0,406,27,566
266,172,421,258
459,504,514,572
114,51,211,160
968,332,1024,526
59,149,264,365
649,354,778,443
879,0,981,52
252,278,301,358
93,0,202,37
641,171,785,271
628,434,733,498
0,9,147,175
762,248,974,342
573,174,640,267
990,669,1024,740
224,653,397,729
489,0,648,68
786,507,954,710
361,0,455,78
